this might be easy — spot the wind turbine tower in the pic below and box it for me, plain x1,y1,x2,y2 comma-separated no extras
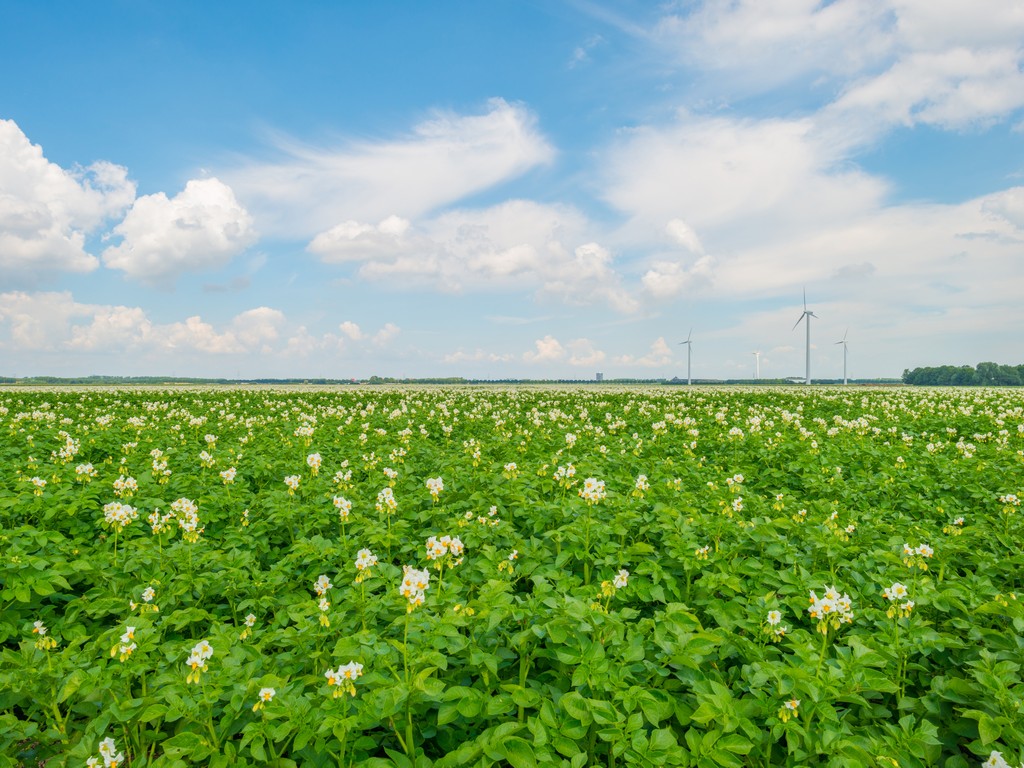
679,329,693,386
752,351,761,380
835,329,849,385
792,290,818,385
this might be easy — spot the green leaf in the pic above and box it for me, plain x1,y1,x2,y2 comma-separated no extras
503,737,537,768
978,714,1001,745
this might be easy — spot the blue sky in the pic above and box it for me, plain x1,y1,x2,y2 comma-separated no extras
2,0,1024,379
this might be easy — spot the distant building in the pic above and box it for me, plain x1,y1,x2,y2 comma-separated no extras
596,372,604,382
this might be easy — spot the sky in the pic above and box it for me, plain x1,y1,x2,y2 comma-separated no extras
2,0,1024,380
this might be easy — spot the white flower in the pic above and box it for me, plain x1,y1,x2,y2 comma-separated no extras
613,569,629,589
314,575,333,596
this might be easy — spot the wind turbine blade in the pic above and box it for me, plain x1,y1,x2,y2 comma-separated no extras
843,328,848,342
803,287,807,311
792,314,805,331
687,328,692,343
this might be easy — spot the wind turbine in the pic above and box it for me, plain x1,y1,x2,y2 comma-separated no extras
792,290,817,385
835,329,849,385
752,351,761,380
679,329,693,386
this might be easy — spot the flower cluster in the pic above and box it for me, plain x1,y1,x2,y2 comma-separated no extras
399,566,430,610
333,495,352,521
808,586,855,634
553,463,576,488
376,487,397,514
425,534,465,565
199,450,215,468
284,475,301,494
240,613,257,641
578,477,607,504
103,501,138,532
172,498,202,543
762,610,789,642
110,625,137,662
314,575,333,596
942,515,966,535
695,545,711,560
632,474,650,498
253,687,275,712
219,467,236,484
185,640,213,684
112,476,138,498
355,548,379,583
325,661,364,698
426,476,445,500
130,585,158,614
983,751,1024,768
1000,493,1020,516
777,698,800,723
902,542,934,571
76,462,98,482
600,569,630,597
86,736,125,768
502,462,519,480
307,453,322,475
32,620,57,651
882,582,915,619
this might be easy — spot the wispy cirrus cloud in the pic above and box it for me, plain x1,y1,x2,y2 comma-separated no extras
226,99,555,238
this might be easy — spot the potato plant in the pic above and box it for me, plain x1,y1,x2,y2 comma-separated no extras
1,385,1023,767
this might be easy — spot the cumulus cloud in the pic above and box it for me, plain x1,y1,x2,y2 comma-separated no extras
102,178,256,286
339,321,365,341
642,255,715,298
602,115,887,249
442,348,515,364
566,338,606,367
0,120,135,282
227,99,554,237
0,292,290,359
373,323,401,345
310,200,639,312
523,335,565,363
614,337,674,367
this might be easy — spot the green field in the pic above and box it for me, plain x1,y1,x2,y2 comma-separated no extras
2,386,1023,767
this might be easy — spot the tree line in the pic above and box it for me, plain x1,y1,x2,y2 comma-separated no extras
902,362,1024,386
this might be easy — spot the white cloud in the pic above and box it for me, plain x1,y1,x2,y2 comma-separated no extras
311,200,639,312
231,307,285,352
830,47,1024,135
665,218,704,254
654,0,894,91
373,323,401,345
523,335,565,363
228,99,554,237
0,120,135,281
442,348,515,363
69,306,153,351
566,338,606,367
602,115,886,248
641,255,715,298
102,178,256,285
0,292,292,359
614,337,674,367
652,0,1024,138
338,321,364,341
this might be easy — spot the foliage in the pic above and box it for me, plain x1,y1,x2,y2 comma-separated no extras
1,385,1023,767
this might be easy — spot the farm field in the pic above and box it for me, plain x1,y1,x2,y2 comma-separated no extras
1,385,1023,768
